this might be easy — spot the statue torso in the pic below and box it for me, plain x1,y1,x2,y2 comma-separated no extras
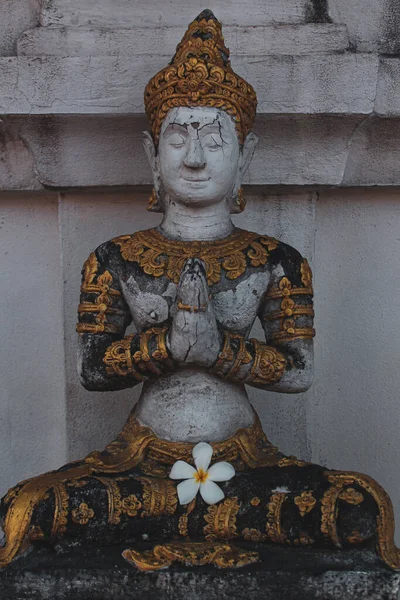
87,227,305,442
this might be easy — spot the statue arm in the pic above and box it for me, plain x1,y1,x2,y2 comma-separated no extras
77,243,174,391
211,247,315,393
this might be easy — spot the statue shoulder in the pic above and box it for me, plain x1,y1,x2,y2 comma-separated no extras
266,239,312,289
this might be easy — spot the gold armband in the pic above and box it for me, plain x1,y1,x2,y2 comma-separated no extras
103,327,171,380
265,259,315,344
76,252,124,335
212,331,286,385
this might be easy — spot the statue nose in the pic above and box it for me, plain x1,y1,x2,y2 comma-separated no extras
183,138,206,169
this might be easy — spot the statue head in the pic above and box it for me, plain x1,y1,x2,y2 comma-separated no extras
142,10,259,214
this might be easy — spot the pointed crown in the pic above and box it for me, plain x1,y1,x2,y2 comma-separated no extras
144,10,257,145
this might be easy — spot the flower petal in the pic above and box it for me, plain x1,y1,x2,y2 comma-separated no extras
200,480,225,505
169,461,196,480
177,479,200,505
193,442,213,472
207,461,235,482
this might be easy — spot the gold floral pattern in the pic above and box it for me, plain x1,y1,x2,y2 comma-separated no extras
204,497,240,540
112,229,278,287
250,497,261,507
294,491,317,517
144,12,257,145
338,488,364,505
72,503,95,526
242,528,267,542
122,495,142,517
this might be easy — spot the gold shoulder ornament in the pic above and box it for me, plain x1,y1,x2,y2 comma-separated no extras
113,228,278,286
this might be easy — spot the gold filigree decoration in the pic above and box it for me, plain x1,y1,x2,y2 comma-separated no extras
250,497,261,507
321,476,355,547
103,334,144,381
94,477,122,525
266,266,315,344
212,331,252,380
100,410,280,477
123,541,259,572
67,479,88,488
51,484,69,539
204,497,240,540
294,491,317,517
137,477,178,517
71,502,95,526
122,495,142,517
266,493,287,543
248,340,287,385
338,487,364,505
178,498,196,538
112,229,278,287
144,12,257,145
347,531,364,545
293,533,315,546
76,251,122,335
242,528,267,542
325,471,400,569
103,327,171,380
277,456,309,468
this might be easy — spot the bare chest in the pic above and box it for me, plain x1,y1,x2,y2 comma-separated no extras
121,270,270,335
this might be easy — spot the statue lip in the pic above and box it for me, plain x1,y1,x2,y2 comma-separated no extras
182,177,210,182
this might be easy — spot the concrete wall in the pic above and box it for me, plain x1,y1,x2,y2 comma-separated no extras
0,192,67,490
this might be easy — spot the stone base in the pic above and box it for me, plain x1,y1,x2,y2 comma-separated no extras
0,543,399,600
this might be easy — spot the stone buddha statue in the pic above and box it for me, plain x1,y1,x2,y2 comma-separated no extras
0,10,399,573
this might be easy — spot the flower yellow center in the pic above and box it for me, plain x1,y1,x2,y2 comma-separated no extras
194,468,209,484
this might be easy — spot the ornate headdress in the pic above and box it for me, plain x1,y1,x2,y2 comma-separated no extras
144,10,257,146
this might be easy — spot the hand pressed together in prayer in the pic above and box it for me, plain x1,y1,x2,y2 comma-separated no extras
167,258,221,367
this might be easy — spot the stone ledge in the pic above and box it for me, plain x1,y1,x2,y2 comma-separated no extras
2,115,400,190
17,24,350,57
0,53,381,116
0,543,398,600
40,0,317,27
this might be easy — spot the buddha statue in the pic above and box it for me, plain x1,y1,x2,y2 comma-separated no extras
1,10,399,573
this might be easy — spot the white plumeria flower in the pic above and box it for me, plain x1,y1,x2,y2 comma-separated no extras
169,442,235,506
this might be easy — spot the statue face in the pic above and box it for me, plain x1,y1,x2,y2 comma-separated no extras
157,106,241,207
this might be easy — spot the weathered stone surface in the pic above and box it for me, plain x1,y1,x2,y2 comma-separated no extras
17,24,350,57
0,544,398,600
375,58,400,116
329,0,400,53
0,54,380,116
0,0,40,56
342,117,400,185
40,0,315,27
0,118,40,189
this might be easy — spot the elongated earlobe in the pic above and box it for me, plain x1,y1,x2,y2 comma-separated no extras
143,131,163,212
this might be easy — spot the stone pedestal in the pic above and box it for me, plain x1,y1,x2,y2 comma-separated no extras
1,543,399,600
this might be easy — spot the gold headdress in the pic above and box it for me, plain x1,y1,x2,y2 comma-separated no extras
144,10,257,145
